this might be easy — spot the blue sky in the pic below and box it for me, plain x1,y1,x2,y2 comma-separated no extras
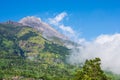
0,0,120,40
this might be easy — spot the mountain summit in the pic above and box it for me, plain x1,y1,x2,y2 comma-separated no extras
3,20,23,26
19,16,67,40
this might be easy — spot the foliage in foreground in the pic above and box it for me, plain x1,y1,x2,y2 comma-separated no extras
0,55,111,80
74,58,110,80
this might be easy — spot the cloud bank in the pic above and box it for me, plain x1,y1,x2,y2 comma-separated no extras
68,33,120,74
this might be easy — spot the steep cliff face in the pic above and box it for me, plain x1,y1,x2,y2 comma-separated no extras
19,16,67,40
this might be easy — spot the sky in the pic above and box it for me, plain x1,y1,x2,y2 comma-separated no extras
0,0,120,40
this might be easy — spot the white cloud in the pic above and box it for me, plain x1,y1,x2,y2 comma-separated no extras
68,33,120,74
48,12,75,38
48,12,67,25
59,25,74,34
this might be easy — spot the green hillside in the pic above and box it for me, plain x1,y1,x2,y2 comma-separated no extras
0,22,70,79
0,22,117,80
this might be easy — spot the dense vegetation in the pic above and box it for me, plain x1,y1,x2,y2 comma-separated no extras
0,22,119,80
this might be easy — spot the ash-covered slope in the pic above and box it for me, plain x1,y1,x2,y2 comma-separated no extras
19,16,67,40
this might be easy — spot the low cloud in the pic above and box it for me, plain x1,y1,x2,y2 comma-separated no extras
68,33,120,74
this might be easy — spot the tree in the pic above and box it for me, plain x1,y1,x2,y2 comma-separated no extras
74,58,110,80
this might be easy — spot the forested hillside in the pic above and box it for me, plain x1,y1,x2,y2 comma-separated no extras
0,22,118,80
